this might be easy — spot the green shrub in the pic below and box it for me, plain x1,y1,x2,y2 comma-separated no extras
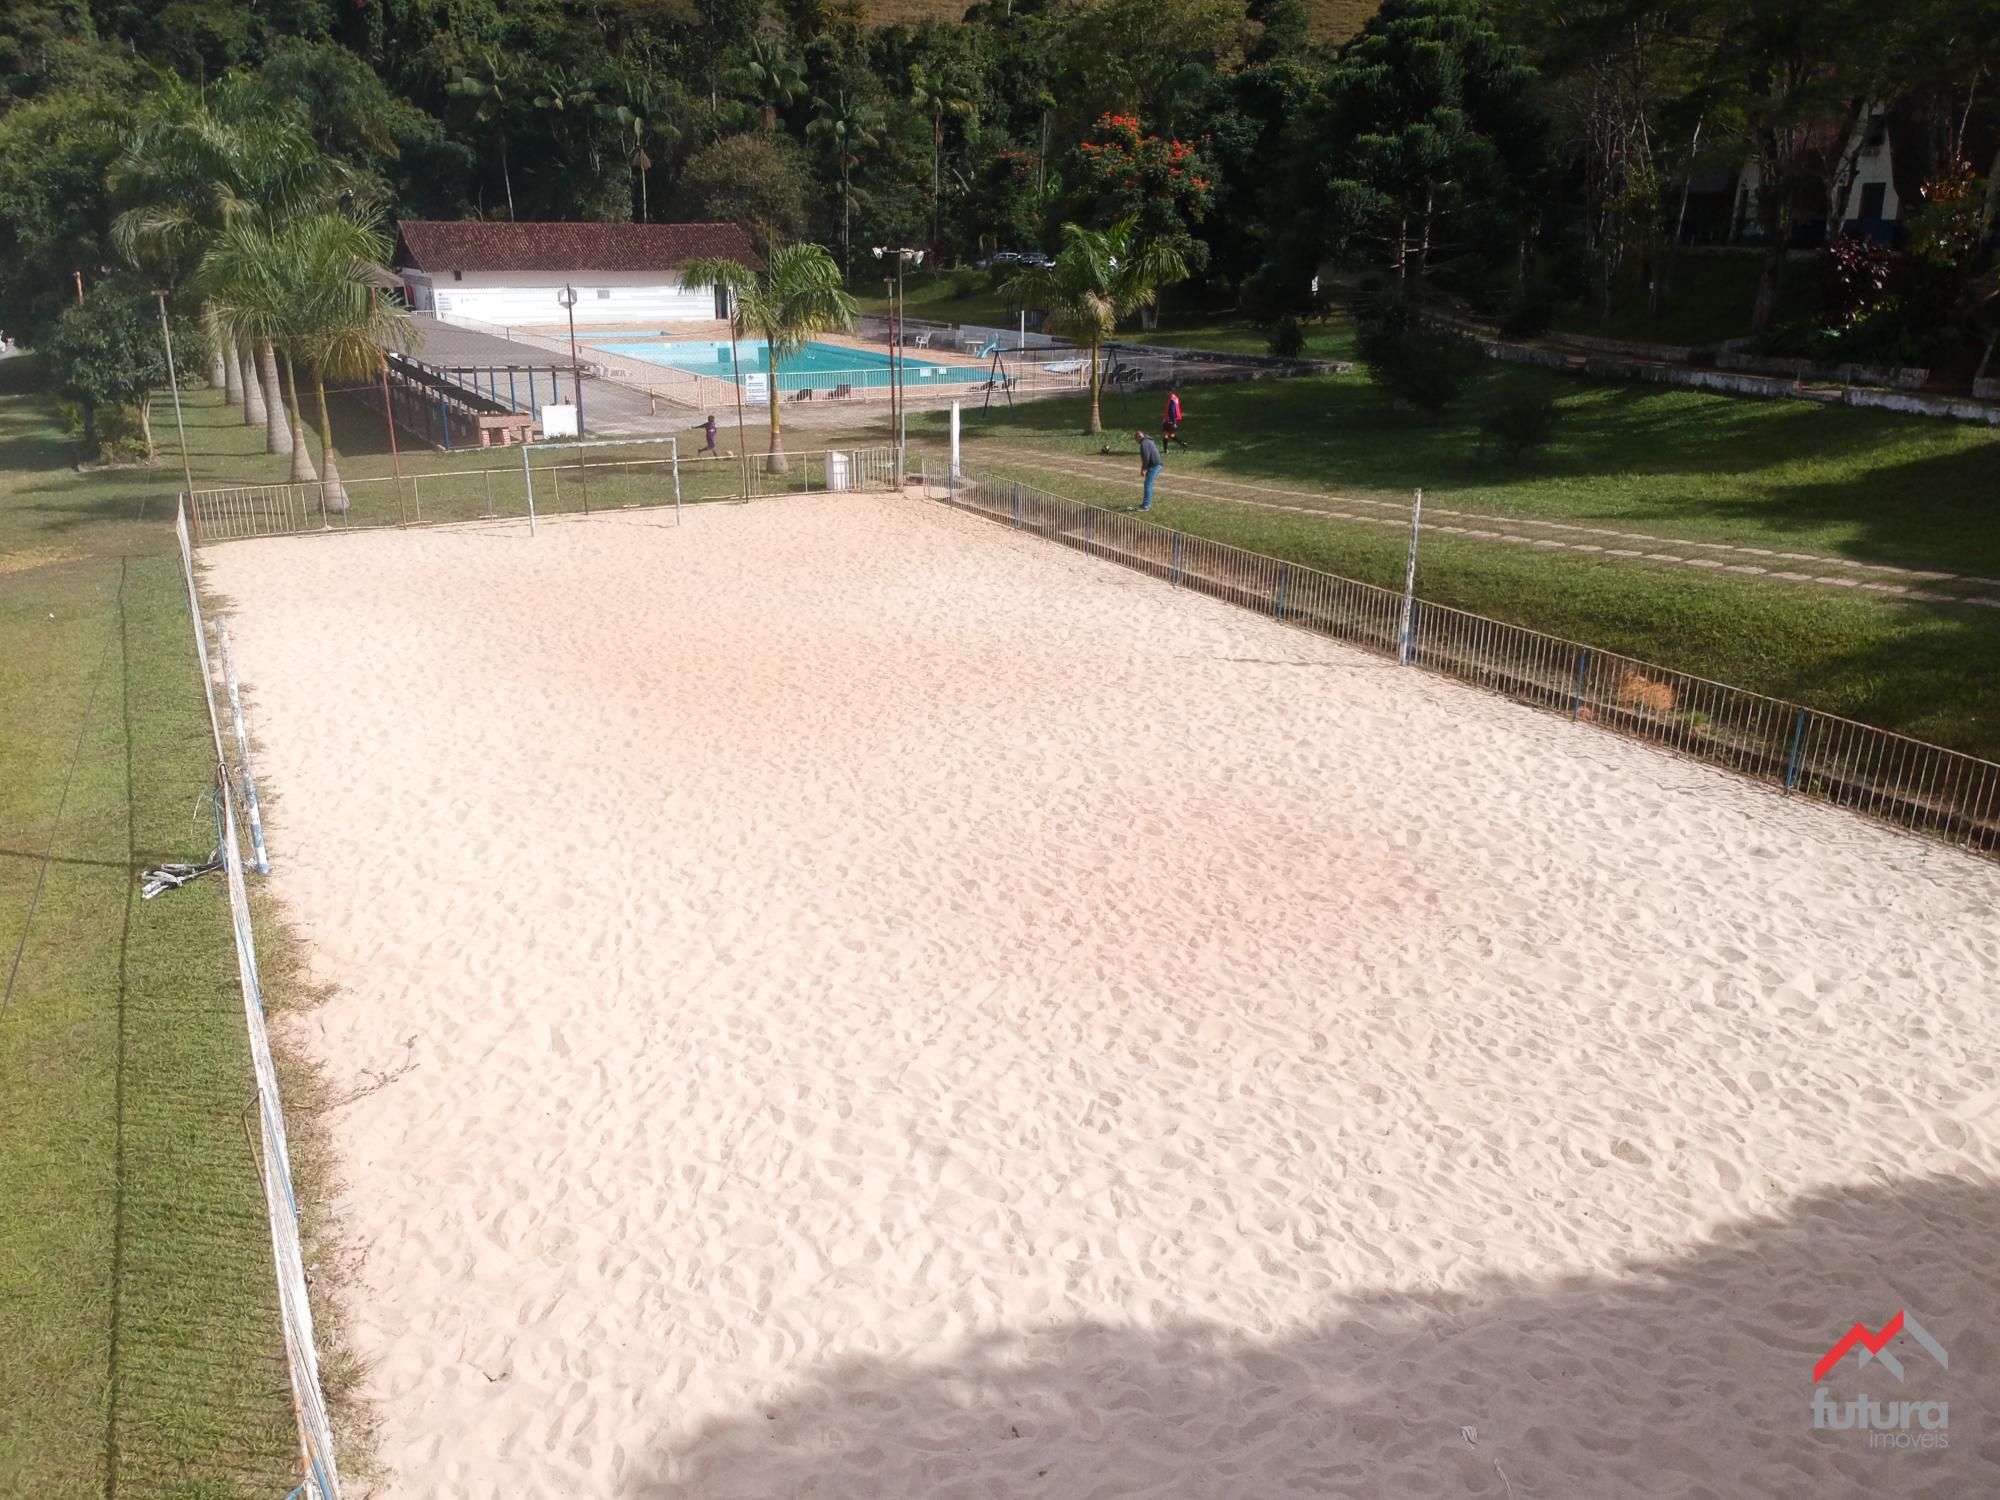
1479,392,1562,461
1267,314,1307,358
1356,299,1483,417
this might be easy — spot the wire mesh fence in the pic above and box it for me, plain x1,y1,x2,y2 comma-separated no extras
931,467,2000,859
187,444,906,541
174,501,341,1499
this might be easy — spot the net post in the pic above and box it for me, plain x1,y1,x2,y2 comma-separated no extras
1398,488,1423,666
1784,707,1809,791
672,436,682,525
1571,647,1589,719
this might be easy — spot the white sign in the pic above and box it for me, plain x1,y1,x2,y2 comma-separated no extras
744,372,769,406
540,402,579,438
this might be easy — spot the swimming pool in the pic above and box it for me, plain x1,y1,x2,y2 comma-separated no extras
588,337,989,390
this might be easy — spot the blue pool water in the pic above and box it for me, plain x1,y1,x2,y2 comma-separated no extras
589,337,987,389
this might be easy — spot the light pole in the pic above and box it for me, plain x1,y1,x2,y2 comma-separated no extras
873,246,923,453
556,284,589,510
153,290,197,524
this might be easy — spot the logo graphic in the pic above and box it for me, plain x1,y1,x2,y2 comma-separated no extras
1813,1311,1949,1384
1810,1310,1950,1451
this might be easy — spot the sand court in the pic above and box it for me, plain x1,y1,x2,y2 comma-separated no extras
203,494,2000,1498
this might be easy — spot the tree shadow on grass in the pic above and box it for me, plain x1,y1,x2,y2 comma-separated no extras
627,1175,2000,1499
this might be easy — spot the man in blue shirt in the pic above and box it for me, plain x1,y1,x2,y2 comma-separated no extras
1135,430,1162,511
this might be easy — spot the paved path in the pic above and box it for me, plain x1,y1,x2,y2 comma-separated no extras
972,444,2000,610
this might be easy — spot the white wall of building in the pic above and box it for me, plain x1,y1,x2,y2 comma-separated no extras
407,269,722,327
1838,122,1900,222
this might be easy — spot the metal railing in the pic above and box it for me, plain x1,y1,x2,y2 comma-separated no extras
186,445,907,541
174,501,341,1498
930,468,2000,859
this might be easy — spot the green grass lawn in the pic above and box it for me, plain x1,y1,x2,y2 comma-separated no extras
0,357,316,1499
920,367,2000,758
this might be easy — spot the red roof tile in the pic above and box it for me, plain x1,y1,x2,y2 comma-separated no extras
394,220,761,273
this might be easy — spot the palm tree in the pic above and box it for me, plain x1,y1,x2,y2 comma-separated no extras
1003,217,1188,434
723,42,804,131
678,244,857,475
598,73,681,221
907,67,973,254
535,66,601,179
806,91,883,277
112,72,352,457
446,47,522,219
206,211,411,514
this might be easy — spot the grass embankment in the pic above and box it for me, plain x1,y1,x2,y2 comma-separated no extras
0,357,314,1499
921,363,2000,758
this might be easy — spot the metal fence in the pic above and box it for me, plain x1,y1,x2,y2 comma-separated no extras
174,501,341,1498
187,445,906,541
929,468,2000,859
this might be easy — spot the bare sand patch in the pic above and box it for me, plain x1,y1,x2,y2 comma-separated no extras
204,495,2000,1498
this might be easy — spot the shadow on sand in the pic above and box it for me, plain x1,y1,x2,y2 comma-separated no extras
627,1174,1999,1498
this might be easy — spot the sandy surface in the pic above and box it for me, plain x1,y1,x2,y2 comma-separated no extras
205,495,2000,1499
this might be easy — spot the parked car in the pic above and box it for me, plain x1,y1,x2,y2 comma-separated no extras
1017,252,1054,269
974,251,1027,271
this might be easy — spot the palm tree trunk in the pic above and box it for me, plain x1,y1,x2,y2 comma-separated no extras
1087,342,1103,435
240,345,267,427
135,396,154,460
222,337,243,407
841,172,852,278
206,309,228,390
501,136,516,219
282,353,318,484
764,337,789,473
313,373,349,514
259,344,292,456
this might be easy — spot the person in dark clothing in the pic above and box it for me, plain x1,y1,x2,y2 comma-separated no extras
1135,430,1163,510
1162,389,1188,451
699,414,719,455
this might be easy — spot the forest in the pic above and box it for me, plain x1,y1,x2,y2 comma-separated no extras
2,0,1998,422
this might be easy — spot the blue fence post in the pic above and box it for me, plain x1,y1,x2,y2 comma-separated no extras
1783,707,1810,791
1171,531,1183,585
1570,647,1589,719
438,389,452,451
528,366,538,411
1276,561,1288,619
509,368,518,411
1012,482,1021,527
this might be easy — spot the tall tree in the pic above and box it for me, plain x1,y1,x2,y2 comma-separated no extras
1003,216,1188,434
206,210,411,513
1315,0,1546,300
678,243,858,473
110,72,358,456
908,66,974,254
807,90,885,276
446,46,523,220
723,41,806,131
